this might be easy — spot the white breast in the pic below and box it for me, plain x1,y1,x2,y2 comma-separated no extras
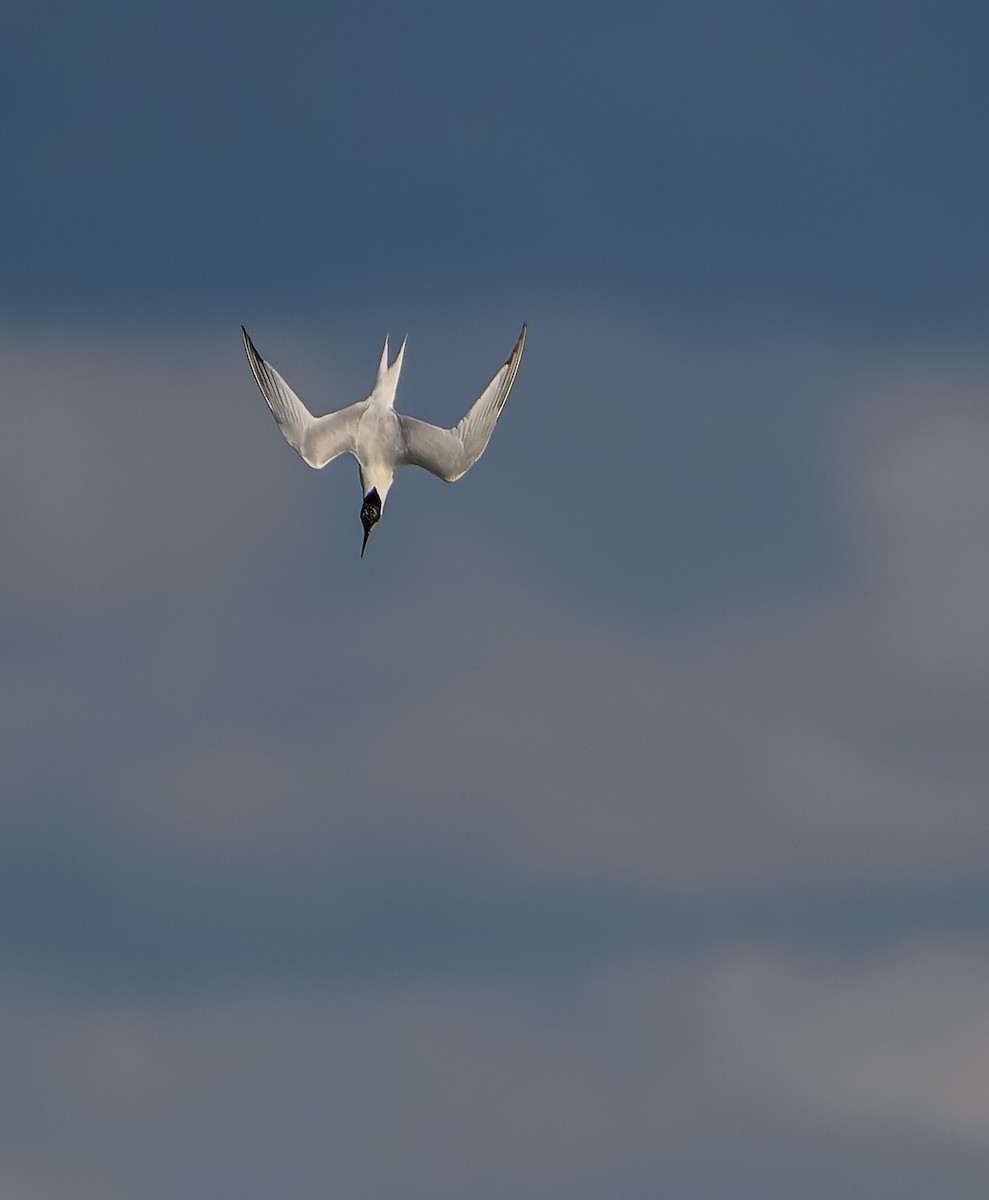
355,405,401,500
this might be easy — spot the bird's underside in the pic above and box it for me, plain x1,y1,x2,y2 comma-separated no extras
242,323,526,555
241,324,526,482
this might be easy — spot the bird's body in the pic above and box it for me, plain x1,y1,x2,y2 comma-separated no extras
354,402,400,500
242,324,526,555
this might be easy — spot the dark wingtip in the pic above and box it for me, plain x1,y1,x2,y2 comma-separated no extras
502,324,526,370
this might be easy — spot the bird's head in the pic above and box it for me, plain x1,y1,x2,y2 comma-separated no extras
360,488,382,557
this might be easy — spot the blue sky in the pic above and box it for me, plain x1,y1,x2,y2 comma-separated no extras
4,3,989,1197
6,1,988,329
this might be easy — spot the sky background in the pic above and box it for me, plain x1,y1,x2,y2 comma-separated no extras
3,2,989,1197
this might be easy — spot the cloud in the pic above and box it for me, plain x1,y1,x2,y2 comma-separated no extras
6,936,989,1199
710,938,989,1146
0,328,277,603
0,956,708,1199
3,311,989,1200
840,357,989,688
3,314,989,915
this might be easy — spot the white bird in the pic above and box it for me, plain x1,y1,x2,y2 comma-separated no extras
242,324,527,556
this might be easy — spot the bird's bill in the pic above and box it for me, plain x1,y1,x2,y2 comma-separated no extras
361,525,372,558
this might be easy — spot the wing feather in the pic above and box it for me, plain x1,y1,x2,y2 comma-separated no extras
398,324,526,482
242,327,362,469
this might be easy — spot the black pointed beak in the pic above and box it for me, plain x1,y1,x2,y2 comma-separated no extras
361,524,372,558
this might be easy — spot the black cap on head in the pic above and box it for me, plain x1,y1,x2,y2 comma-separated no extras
360,488,381,558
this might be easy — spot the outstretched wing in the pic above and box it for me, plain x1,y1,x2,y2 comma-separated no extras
242,326,363,469
397,324,526,482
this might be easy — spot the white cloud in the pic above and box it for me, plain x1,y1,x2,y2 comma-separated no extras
3,317,989,906
845,374,989,688
3,311,989,1200
0,957,708,1200
6,933,989,1199
0,328,280,602
709,938,989,1145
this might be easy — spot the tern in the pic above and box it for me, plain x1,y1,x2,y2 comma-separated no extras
242,324,527,556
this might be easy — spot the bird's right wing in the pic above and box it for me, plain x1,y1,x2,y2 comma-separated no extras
242,326,363,469
398,324,526,482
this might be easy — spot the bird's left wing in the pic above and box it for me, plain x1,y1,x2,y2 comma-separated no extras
397,324,526,482
242,326,363,469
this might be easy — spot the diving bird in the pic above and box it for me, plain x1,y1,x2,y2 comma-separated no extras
242,324,527,557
